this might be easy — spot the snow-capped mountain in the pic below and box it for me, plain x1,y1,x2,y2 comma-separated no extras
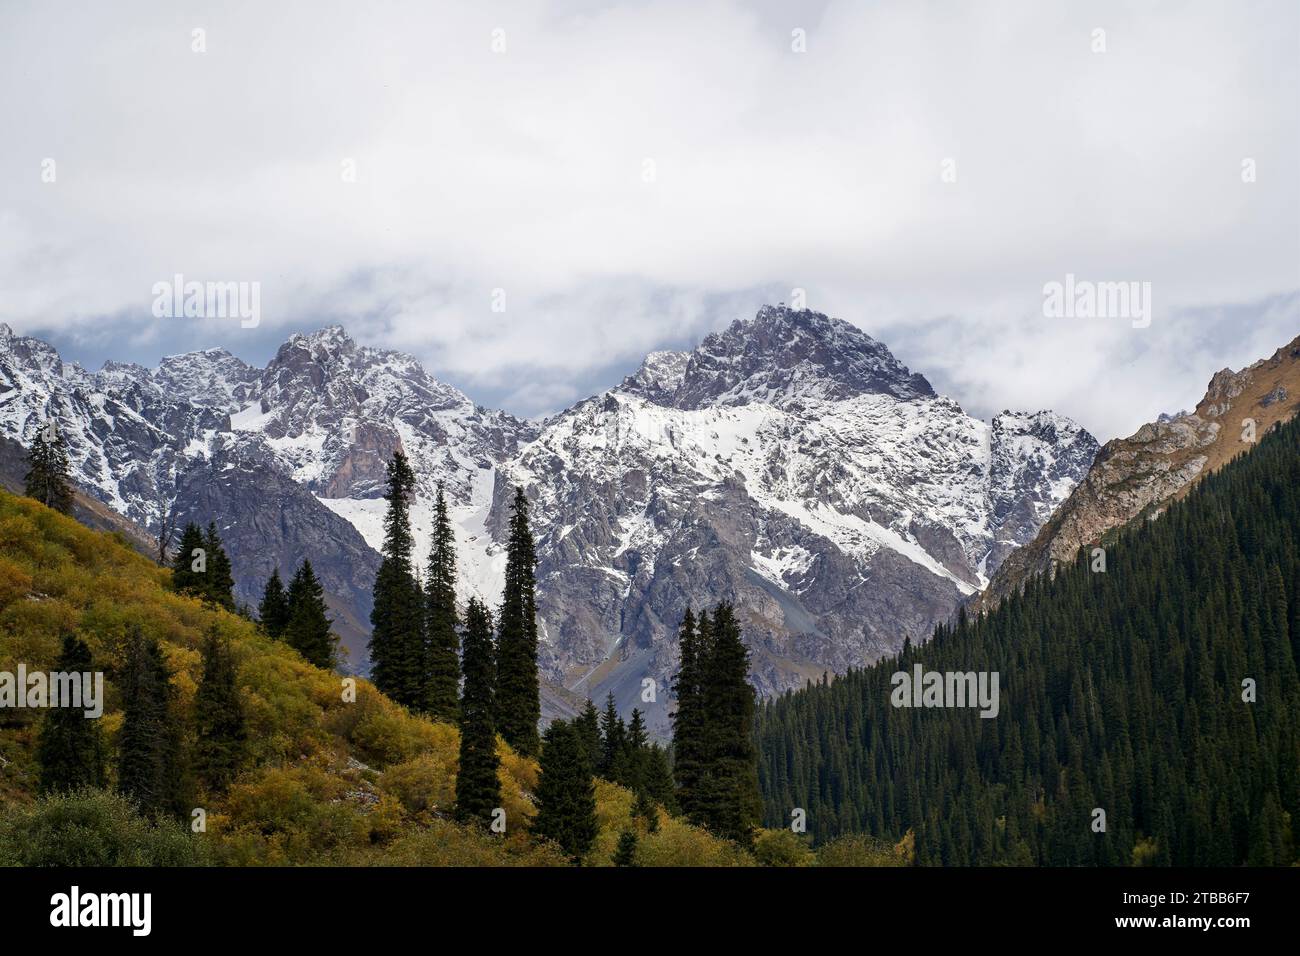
0,309,1097,725
494,306,1097,727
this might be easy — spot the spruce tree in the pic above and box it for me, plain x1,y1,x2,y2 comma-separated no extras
284,560,337,668
170,523,207,598
193,628,247,793
671,608,708,822
614,829,639,866
257,568,290,639
455,598,500,829
633,787,660,832
36,634,107,793
203,522,236,609
698,602,761,846
575,698,601,770
495,486,540,755
24,420,74,514
532,719,598,864
369,451,426,709
117,629,182,818
644,743,677,815
425,482,460,722
624,707,649,791
598,692,626,780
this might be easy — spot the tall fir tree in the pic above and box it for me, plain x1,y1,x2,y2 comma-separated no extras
670,608,708,822
643,743,677,815
36,634,107,793
697,602,761,846
170,523,207,598
425,482,460,722
613,828,639,866
117,629,183,818
23,420,74,514
598,692,626,780
574,698,602,770
455,598,500,829
369,451,427,709
257,568,291,639
284,560,337,668
193,628,247,793
495,485,540,755
623,707,650,790
203,522,236,610
531,719,599,864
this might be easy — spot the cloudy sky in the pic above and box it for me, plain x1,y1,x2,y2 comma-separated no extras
1,0,1297,440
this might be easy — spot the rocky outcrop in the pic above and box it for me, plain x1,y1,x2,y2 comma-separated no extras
973,333,1300,615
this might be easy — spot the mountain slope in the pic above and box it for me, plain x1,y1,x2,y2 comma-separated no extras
756,411,1300,864
973,333,1300,616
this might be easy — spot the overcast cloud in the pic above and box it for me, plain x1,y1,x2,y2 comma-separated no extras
1,0,1297,439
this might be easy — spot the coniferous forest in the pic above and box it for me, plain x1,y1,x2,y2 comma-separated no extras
755,415,1300,865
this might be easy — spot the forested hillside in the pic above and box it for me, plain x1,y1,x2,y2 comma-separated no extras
756,415,1300,865
0,487,751,866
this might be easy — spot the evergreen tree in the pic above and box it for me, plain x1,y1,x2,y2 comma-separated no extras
257,568,290,639
495,486,541,755
203,522,236,609
36,634,107,793
644,743,677,815
624,707,650,790
671,608,708,822
369,451,426,709
598,692,626,780
117,629,182,818
170,523,207,598
613,829,639,866
698,603,761,845
632,787,660,833
193,628,247,793
575,698,602,770
532,719,598,864
23,420,74,514
284,560,337,668
425,482,460,722
455,598,501,829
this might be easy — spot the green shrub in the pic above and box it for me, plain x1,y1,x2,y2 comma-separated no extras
0,789,207,866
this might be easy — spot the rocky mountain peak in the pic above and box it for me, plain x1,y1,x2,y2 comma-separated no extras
153,347,259,409
663,305,936,409
620,349,691,403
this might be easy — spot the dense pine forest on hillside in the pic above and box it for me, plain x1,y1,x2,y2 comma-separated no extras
756,415,1300,865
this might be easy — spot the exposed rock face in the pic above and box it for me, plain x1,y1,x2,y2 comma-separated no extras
0,311,1096,729
973,333,1300,616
